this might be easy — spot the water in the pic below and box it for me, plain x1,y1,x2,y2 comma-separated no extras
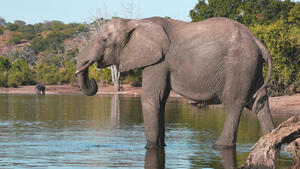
0,94,294,168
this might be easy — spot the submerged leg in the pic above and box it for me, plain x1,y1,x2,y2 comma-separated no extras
142,65,170,149
214,102,244,148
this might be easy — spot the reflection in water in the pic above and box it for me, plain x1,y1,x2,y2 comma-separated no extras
145,148,165,169
111,95,120,128
0,94,294,168
218,148,238,169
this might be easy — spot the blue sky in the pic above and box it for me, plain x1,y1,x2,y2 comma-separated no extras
0,0,198,24
1,0,299,24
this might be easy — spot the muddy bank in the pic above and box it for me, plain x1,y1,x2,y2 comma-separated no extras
0,84,299,114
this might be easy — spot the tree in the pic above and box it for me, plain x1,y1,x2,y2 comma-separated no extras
190,0,296,26
7,58,35,87
250,20,299,95
8,32,22,44
6,23,19,31
0,17,6,26
288,2,300,24
14,20,26,27
0,56,10,87
0,25,4,35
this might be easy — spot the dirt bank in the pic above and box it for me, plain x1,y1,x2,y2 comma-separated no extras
0,84,299,114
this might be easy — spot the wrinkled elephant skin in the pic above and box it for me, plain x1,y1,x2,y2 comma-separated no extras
76,17,274,149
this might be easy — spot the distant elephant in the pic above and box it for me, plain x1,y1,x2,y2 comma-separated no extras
75,17,274,149
35,83,45,95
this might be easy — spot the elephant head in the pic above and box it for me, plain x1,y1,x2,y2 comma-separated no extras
75,18,169,96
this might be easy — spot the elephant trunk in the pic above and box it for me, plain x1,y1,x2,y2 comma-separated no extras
76,58,98,96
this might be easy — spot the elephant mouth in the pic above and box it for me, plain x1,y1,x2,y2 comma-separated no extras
75,60,95,75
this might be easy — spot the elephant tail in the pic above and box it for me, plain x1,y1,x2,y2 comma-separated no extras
253,39,272,99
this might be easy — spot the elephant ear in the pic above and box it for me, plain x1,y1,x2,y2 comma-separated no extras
118,20,169,72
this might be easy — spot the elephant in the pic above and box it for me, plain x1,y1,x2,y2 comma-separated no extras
35,83,45,95
75,16,274,149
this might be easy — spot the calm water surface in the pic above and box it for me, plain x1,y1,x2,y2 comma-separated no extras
0,94,294,168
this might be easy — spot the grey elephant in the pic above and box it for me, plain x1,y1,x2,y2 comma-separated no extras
75,17,274,149
35,83,45,95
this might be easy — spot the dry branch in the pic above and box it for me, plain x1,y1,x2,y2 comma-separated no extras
241,115,300,169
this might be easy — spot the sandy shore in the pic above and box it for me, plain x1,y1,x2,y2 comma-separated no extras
0,84,299,114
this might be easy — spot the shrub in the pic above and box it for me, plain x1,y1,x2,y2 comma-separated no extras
8,32,22,44
250,20,300,96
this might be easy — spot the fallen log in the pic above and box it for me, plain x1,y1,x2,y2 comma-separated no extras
241,115,300,169
285,138,300,169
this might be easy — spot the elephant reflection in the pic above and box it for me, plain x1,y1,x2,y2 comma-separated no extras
143,148,237,169
145,148,165,169
111,95,120,128
218,148,238,169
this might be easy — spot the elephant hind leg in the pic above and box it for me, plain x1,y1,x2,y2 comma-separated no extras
214,101,244,149
214,59,253,148
246,88,274,135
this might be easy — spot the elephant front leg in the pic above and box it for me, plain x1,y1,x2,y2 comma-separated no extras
141,66,170,149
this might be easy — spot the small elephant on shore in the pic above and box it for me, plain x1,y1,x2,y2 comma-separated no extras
75,17,274,149
35,83,45,95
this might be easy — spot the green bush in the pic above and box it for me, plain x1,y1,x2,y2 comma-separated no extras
34,62,60,85
58,61,76,85
0,25,3,35
6,23,19,31
250,20,300,96
0,56,10,87
121,68,142,87
89,64,112,85
31,31,66,54
8,32,22,44
7,58,35,87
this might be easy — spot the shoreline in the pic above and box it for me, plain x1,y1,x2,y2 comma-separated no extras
0,84,299,114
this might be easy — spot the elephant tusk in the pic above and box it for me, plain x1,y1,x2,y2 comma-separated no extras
75,60,95,75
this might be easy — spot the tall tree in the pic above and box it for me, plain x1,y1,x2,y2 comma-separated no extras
190,0,296,26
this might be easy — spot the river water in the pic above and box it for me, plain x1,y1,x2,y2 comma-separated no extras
0,94,294,168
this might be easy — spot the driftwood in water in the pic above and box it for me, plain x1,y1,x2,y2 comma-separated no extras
242,115,300,169
285,138,300,169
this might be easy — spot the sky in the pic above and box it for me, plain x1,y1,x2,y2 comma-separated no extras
0,0,199,24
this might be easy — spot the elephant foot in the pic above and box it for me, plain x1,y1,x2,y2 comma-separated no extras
213,139,236,149
145,139,166,149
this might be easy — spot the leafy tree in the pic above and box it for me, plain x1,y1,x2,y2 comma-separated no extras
58,61,76,84
14,20,26,27
34,62,60,85
239,0,295,25
0,17,6,26
7,58,35,87
288,2,300,24
30,31,66,53
20,24,35,40
250,20,300,95
6,23,19,31
0,25,4,35
0,56,10,87
8,32,22,44
120,68,142,87
190,0,296,26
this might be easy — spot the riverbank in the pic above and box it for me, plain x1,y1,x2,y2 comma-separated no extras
0,84,299,114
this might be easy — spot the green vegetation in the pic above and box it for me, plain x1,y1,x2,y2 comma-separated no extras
190,0,300,95
0,16,143,88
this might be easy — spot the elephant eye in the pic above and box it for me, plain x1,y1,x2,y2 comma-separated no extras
103,38,107,42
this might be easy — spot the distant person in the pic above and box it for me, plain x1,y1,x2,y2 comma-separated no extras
35,83,45,95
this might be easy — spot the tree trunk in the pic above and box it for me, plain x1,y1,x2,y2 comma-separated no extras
241,115,300,169
110,65,120,92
